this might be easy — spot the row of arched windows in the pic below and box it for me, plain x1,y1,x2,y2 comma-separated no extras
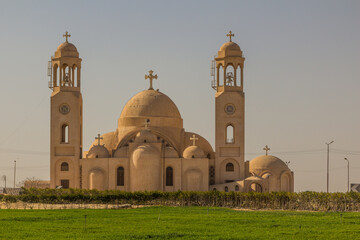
52,64,80,88
224,185,240,192
217,64,243,87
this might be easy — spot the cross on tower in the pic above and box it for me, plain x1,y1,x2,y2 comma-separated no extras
63,31,71,43
190,135,199,146
263,145,270,156
145,70,158,90
226,31,234,42
95,134,103,146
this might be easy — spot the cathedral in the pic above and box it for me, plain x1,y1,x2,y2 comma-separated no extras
49,31,294,192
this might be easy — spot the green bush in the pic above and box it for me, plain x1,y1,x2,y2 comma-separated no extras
1,189,360,211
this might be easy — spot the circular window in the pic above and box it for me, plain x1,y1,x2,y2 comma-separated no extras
224,104,235,115
59,103,70,115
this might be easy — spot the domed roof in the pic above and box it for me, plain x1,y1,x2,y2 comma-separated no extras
57,42,78,52
219,41,241,52
183,145,205,159
217,41,243,58
54,42,79,58
249,155,289,174
120,90,181,119
134,129,157,143
86,145,110,158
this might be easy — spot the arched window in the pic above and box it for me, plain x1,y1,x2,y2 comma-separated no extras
225,186,229,192
226,162,234,172
61,64,71,87
61,124,69,143
117,167,124,186
166,167,173,186
225,65,235,86
218,65,224,87
53,64,58,87
235,185,239,191
61,162,69,171
226,125,234,143
236,65,241,87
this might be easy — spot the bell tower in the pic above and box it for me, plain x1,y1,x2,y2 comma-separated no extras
49,32,83,188
213,31,245,184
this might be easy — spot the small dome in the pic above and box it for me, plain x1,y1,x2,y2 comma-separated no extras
165,147,179,158
120,90,181,119
134,129,157,143
55,42,79,58
113,146,128,158
249,155,289,175
219,41,241,52
87,145,110,158
183,146,205,159
218,41,243,58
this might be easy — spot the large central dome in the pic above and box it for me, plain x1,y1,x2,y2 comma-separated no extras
120,89,181,119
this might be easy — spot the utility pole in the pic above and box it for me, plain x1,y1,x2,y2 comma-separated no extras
326,141,334,193
2,175,6,188
13,160,16,188
344,158,349,192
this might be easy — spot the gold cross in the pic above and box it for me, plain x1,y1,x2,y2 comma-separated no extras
263,145,270,156
190,134,199,146
63,31,71,43
226,31,234,42
145,70,158,90
95,134,103,146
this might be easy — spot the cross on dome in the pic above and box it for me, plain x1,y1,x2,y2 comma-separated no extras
190,135,199,146
263,145,270,156
95,134,103,146
63,31,71,43
226,31,234,42
145,70,158,90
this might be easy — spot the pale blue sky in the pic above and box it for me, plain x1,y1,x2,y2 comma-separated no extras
0,0,359,191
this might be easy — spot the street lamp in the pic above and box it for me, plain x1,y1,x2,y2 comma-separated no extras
344,158,349,192
326,141,334,193
13,160,16,188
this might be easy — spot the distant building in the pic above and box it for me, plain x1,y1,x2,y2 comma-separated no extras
49,31,294,192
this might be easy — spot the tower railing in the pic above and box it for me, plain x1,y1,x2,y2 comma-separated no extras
210,59,216,90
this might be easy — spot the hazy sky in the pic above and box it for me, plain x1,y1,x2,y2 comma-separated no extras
0,0,359,192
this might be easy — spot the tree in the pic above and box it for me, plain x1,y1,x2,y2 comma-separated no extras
20,177,49,189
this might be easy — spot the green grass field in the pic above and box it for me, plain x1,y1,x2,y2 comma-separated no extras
0,206,359,239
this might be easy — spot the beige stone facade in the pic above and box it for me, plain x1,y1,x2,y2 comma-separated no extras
49,32,294,192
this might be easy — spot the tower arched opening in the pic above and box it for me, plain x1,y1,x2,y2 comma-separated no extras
225,64,235,86
226,124,234,144
218,65,224,87
61,124,69,143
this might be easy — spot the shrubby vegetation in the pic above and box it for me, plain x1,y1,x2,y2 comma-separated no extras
1,188,360,211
